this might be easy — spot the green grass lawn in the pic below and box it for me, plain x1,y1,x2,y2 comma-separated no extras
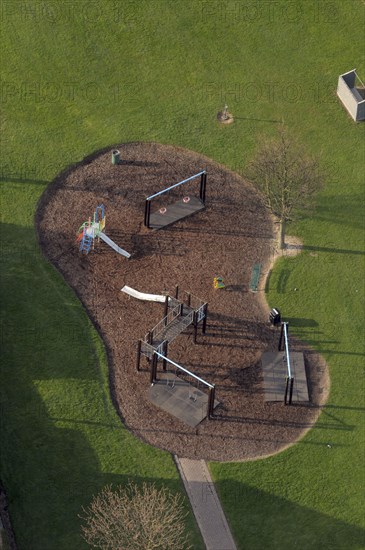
1,0,364,548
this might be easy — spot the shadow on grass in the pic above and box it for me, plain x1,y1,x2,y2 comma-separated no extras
233,116,283,123
303,193,365,233
307,348,364,358
0,222,202,550
2,376,122,550
283,317,319,328
0,175,49,185
2,374,202,549
302,244,365,256
276,269,291,293
211,411,354,432
2,392,194,549
213,480,365,550
324,403,365,412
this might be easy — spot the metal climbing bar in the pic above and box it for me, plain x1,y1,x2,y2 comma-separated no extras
154,352,214,389
283,322,292,379
146,171,206,201
279,321,294,405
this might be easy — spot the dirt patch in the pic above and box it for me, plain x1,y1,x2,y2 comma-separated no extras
36,142,329,461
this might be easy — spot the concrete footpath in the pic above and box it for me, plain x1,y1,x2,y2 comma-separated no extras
175,457,237,550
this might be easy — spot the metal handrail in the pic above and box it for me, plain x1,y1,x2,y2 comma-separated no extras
283,322,292,379
155,352,214,389
149,303,181,340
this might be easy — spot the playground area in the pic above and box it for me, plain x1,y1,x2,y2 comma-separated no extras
36,142,329,461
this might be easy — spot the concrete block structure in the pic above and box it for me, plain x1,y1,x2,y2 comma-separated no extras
337,69,365,122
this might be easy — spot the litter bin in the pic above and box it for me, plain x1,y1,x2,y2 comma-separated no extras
112,149,120,165
269,308,281,325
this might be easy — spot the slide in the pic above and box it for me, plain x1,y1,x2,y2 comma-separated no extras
99,232,131,258
121,285,169,303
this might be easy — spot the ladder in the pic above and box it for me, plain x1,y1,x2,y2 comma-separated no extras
79,233,93,254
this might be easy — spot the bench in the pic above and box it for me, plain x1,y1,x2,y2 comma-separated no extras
250,263,262,292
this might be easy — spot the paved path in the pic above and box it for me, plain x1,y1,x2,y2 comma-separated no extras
175,457,237,550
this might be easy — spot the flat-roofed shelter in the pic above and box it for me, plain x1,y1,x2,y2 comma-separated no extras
337,69,365,122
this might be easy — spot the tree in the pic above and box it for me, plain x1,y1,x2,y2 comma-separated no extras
80,482,192,550
246,128,325,249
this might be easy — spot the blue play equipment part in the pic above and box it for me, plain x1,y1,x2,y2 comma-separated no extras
79,233,93,254
94,204,105,223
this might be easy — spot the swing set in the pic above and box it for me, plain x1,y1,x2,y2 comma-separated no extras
144,171,207,229
151,351,216,421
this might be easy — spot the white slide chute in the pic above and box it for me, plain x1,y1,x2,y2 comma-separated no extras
121,286,168,303
99,232,131,258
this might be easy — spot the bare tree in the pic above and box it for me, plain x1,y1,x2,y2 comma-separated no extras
246,128,325,249
80,482,192,550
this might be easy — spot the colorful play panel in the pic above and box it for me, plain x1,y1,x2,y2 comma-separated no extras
77,204,131,258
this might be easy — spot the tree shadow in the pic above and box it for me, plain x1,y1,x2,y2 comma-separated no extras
213,480,365,550
302,244,365,256
1,220,201,549
0,174,49,185
306,193,365,232
312,348,364,357
233,116,283,123
277,269,290,293
211,411,354,432
119,159,159,167
284,317,319,328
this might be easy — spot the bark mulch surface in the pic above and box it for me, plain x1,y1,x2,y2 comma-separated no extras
36,142,329,461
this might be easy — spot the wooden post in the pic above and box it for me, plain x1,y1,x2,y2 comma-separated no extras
150,353,158,384
175,285,179,299
278,323,285,351
289,377,294,405
147,331,153,345
193,311,198,344
163,341,168,371
208,385,215,418
150,354,154,384
200,172,207,204
284,377,289,405
154,352,158,382
180,303,184,317
147,200,151,227
164,295,169,325
136,340,142,371
186,292,191,307
144,200,150,227
202,303,208,334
